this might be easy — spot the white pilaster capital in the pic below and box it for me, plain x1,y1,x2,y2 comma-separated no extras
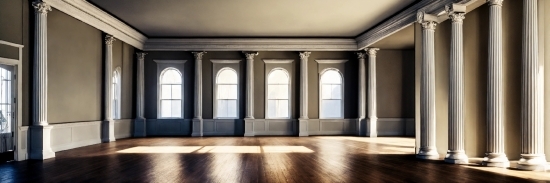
243,51,259,60
417,11,438,30
487,0,503,6
136,52,147,61
446,4,466,23
105,35,116,45
192,51,207,60
356,52,367,60
299,51,311,59
365,48,380,56
32,1,51,15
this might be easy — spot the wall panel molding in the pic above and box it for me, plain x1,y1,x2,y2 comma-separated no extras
50,121,102,152
114,119,132,139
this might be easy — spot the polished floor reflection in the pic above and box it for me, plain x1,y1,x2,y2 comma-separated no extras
0,137,546,182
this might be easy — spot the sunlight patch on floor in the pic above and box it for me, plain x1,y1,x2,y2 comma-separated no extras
461,161,550,181
117,146,315,154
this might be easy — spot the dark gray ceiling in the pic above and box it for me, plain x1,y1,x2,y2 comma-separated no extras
89,0,416,38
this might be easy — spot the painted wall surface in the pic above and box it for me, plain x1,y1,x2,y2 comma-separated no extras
540,0,550,161
47,9,103,123
416,1,525,160
0,0,30,126
376,50,415,118
112,41,135,119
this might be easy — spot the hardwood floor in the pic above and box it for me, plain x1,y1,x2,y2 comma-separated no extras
0,136,546,182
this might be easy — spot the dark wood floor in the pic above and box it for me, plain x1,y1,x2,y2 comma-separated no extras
0,137,546,182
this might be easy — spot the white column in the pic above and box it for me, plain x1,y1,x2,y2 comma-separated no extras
192,51,206,137
29,1,55,160
102,35,116,142
416,11,439,160
298,51,311,136
134,52,147,137
243,52,258,119
518,0,547,171
366,48,379,138
482,0,509,167
356,52,367,136
445,4,469,164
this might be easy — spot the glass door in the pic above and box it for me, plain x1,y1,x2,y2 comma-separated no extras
0,64,14,162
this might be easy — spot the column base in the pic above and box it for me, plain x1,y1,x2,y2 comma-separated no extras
29,125,55,160
244,118,255,137
191,118,203,137
101,120,116,142
367,117,378,138
517,154,547,171
357,118,366,136
481,153,510,167
133,117,147,137
298,118,309,137
444,150,469,164
416,147,439,160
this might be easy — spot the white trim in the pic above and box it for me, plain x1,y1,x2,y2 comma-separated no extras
213,67,240,119
318,68,344,119
144,38,357,51
315,59,348,64
263,59,294,64
0,40,23,48
42,0,146,49
265,68,291,119
153,60,187,64
211,59,242,64
158,67,184,119
0,40,23,161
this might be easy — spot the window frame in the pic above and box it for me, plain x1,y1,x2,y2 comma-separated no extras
265,67,291,119
213,67,240,119
156,65,185,119
112,67,121,120
319,68,344,119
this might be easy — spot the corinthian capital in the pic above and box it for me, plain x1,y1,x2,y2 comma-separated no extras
136,52,147,60
299,51,311,59
105,35,116,45
192,51,206,60
366,48,379,56
417,11,438,30
32,1,51,14
243,52,258,60
445,4,466,23
356,52,367,60
487,0,503,6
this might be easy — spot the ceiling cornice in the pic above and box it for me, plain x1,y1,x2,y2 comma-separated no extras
44,0,146,49
143,38,358,51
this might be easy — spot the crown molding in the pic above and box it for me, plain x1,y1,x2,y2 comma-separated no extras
143,38,357,51
315,59,348,64
211,59,242,64
43,0,146,49
355,0,477,50
153,60,187,64
263,59,295,64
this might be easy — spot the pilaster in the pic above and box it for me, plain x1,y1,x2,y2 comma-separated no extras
299,51,311,136
243,52,258,120
356,52,367,136
366,48,379,138
134,52,147,137
102,35,116,142
192,51,206,137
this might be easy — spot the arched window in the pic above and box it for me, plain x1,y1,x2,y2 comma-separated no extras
112,68,121,119
159,68,182,118
267,68,290,119
216,68,238,118
320,69,343,119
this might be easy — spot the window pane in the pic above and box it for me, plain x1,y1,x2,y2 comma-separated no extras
161,100,171,117
218,85,237,99
161,69,182,84
217,69,238,84
321,84,332,99
268,69,289,84
331,85,342,99
217,100,227,117
161,85,172,99
227,99,237,118
277,100,289,118
171,85,182,99
321,100,341,118
267,100,277,118
171,100,181,117
321,70,342,84
268,85,288,99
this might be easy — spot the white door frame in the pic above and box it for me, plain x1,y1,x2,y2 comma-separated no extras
0,40,25,161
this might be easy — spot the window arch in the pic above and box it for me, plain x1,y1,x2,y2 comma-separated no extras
215,68,238,118
266,68,290,119
159,68,183,118
320,69,343,119
112,68,121,119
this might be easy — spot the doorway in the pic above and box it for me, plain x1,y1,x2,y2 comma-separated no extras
0,65,14,162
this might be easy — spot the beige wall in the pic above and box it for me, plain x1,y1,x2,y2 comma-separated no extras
112,40,135,119
377,50,415,118
541,0,550,161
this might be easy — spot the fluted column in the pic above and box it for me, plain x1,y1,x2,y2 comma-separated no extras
192,51,206,137
518,0,546,171
482,0,509,167
243,52,258,119
134,52,147,137
356,52,367,136
445,4,469,164
298,51,311,136
102,35,116,143
416,11,439,160
366,48,379,138
29,1,55,159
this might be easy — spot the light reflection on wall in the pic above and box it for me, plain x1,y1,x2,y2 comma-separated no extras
117,146,315,154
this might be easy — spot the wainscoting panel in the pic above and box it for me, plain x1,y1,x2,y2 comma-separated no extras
114,119,132,139
16,126,28,161
50,121,102,152
308,119,357,135
203,119,244,136
246,119,295,136
146,119,191,136
377,118,415,136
